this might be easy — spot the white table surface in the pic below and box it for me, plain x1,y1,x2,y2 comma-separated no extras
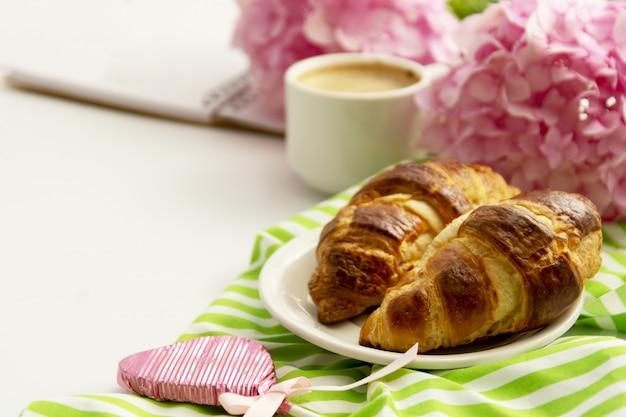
0,1,326,416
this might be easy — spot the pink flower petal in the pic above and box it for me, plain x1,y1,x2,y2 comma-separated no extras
614,10,626,46
303,7,334,46
467,72,500,103
505,74,531,101
524,63,552,92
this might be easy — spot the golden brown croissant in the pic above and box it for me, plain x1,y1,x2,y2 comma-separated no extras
359,189,603,353
308,159,520,323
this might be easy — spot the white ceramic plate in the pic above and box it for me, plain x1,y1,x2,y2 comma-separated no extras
258,228,584,369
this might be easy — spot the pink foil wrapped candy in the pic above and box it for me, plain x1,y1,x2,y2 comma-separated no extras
118,336,419,416
117,336,277,407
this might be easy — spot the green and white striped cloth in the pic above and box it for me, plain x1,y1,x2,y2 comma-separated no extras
21,185,626,417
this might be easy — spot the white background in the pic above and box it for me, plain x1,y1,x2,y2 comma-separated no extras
0,1,326,415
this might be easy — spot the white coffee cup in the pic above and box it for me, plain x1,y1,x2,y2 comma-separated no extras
285,52,446,194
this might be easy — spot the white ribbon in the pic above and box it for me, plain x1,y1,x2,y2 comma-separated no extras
218,343,419,417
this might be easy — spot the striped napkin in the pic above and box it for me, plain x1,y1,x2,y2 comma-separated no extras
21,185,626,417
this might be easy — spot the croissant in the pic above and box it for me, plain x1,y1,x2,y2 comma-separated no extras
308,159,520,323
359,189,603,353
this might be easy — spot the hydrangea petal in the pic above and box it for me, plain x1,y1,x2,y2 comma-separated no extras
467,72,500,103
613,11,626,46
303,7,334,46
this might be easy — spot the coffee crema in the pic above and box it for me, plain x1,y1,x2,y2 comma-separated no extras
297,63,420,93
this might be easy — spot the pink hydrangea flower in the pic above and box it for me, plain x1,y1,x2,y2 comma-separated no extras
416,0,626,220
232,0,323,112
303,0,460,64
232,0,459,112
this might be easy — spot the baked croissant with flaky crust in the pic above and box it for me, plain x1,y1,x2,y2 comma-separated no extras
308,159,520,324
359,189,603,353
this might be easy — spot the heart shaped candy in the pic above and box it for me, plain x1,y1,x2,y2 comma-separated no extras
117,336,277,405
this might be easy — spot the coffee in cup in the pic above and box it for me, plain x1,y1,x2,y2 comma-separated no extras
285,53,447,194
296,63,420,93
